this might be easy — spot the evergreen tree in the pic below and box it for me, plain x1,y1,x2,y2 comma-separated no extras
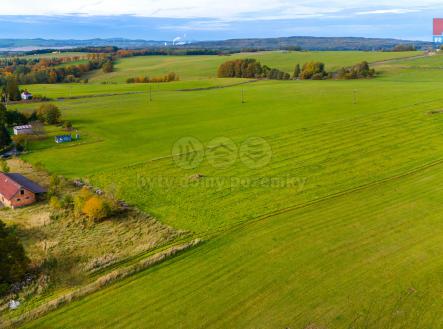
5,78,21,101
0,103,7,124
0,126,11,148
0,220,29,295
0,103,10,148
0,79,5,102
293,64,301,79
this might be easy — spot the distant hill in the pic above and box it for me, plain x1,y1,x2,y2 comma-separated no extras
0,36,433,52
190,36,432,51
0,38,166,51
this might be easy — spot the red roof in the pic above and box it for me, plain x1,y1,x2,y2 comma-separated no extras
434,18,443,36
0,173,46,200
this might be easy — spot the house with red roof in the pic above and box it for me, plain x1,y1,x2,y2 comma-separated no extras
0,173,46,208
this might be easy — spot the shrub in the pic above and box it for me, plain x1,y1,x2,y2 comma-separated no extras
0,159,9,173
13,134,46,152
48,175,61,196
335,61,375,80
311,73,324,80
73,187,93,217
61,194,73,209
32,94,50,101
102,61,114,73
63,121,73,131
82,196,111,222
37,104,61,124
49,196,62,210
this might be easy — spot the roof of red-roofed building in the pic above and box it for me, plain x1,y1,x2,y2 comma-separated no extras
0,172,46,200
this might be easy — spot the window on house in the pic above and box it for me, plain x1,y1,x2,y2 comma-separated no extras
16,199,21,202
20,189,25,195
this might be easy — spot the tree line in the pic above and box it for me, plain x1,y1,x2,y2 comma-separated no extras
1,55,90,75
392,44,416,52
22,46,119,56
292,61,375,80
0,54,114,86
23,46,237,57
218,59,376,81
334,61,375,79
217,59,291,80
126,72,179,84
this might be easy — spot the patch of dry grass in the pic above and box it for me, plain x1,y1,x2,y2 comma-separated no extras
7,158,51,189
2,239,202,328
1,158,187,318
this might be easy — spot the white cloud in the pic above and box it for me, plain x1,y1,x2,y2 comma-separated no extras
0,0,439,19
356,9,419,15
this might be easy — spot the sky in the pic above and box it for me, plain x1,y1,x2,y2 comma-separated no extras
0,1,441,41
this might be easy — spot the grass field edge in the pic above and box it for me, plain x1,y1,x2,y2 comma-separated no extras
1,239,203,329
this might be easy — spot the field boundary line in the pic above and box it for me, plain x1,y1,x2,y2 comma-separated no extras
176,79,259,91
369,53,430,66
56,91,146,101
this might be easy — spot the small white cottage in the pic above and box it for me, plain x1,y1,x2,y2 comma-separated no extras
21,91,33,100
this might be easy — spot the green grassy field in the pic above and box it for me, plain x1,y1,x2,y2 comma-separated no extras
86,50,421,82
23,161,443,328
12,51,443,328
25,78,247,98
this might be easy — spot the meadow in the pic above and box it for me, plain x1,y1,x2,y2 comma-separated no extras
23,160,443,328
9,50,443,328
85,50,420,83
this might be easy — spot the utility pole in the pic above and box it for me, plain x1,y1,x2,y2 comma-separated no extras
241,88,245,104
